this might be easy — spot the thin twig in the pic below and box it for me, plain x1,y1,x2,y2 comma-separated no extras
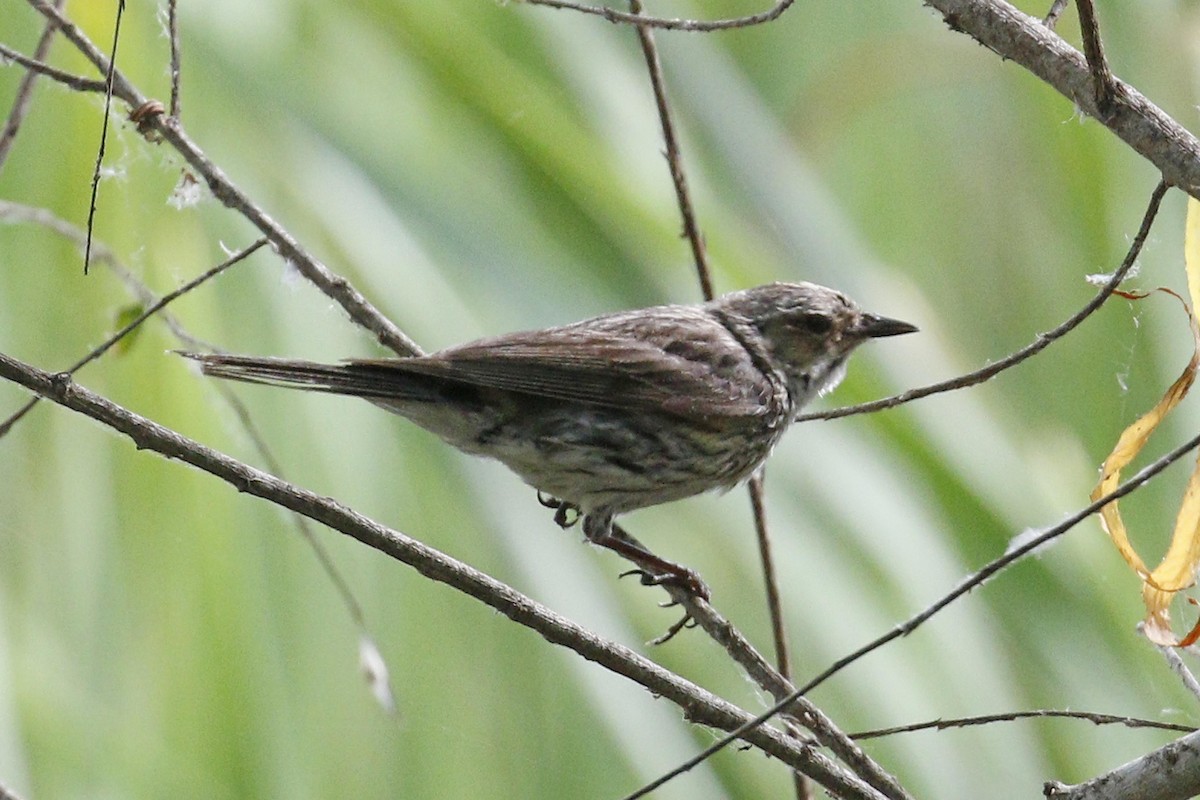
1042,0,1069,28
217,384,397,712
1150,624,1200,706
612,525,909,800
1075,0,1114,116
627,426,1200,795
83,0,125,276
166,0,181,118
747,472,810,800
23,0,423,358
0,199,393,709
0,237,267,438
799,178,1169,422
925,0,1200,199
628,0,713,300
523,0,794,32
747,473,792,680
621,7,826,794
0,42,106,93
0,352,889,800
0,201,214,352
0,0,66,172
850,709,1195,739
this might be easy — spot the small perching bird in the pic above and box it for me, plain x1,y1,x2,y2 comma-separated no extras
183,282,915,594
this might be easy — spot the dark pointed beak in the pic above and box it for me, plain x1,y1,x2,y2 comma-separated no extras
856,313,918,338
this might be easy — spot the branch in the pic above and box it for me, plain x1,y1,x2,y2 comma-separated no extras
0,42,106,94
0,0,66,170
1074,0,1114,115
1044,730,1200,800
852,710,1195,740
926,0,1200,199
0,351,889,800
606,524,908,799
0,236,266,437
628,0,714,300
522,0,793,32
634,424,1200,793
23,0,423,358
800,178,1168,422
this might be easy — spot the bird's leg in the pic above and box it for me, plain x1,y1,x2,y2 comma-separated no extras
581,514,711,601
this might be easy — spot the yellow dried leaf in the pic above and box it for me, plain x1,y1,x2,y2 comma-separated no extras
1092,198,1200,646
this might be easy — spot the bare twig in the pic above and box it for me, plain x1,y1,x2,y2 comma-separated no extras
0,42,106,93
620,537,910,800
747,473,792,681
24,0,423,358
629,426,1200,795
851,710,1195,740
747,470,811,800
0,351,890,800
166,0,181,118
926,0,1200,199
628,0,713,300
83,0,125,276
1075,0,1115,115
602,523,909,800
0,201,214,351
0,199,392,706
0,237,267,438
217,384,397,713
1044,729,1200,799
0,0,65,171
1151,625,1200,706
799,178,1169,422
1042,0,1069,28
523,0,793,32
621,8,826,794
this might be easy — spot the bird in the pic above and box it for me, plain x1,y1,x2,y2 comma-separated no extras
182,281,915,595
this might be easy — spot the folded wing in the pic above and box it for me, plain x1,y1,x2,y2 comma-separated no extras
353,309,773,419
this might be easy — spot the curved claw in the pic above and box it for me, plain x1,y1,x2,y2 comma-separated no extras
618,567,711,602
649,612,697,645
537,493,581,529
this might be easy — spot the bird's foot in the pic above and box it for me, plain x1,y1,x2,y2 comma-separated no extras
537,493,581,529
618,566,711,602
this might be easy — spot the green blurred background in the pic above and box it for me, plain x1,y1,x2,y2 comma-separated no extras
2,0,1199,797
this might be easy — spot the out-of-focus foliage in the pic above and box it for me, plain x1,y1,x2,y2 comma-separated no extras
1,1,1198,797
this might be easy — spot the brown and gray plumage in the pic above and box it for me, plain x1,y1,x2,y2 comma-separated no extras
182,282,915,592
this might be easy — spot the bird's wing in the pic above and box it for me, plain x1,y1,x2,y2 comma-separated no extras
350,310,773,418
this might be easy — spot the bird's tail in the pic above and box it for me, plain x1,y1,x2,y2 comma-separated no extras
178,352,436,402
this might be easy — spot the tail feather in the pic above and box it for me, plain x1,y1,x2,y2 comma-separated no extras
178,352,433,401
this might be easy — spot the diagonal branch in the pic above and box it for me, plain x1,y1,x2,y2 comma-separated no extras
22,0,423,358
926,0,1200,199
0,351,888,800
799,178,1168,422
1044,729,1200,799
630,425,1200,795
0,0,66,171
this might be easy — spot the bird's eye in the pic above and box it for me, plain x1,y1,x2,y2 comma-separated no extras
796,313,833,335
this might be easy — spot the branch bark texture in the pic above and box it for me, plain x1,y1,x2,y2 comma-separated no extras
0,351,888,800
928,0,1200,196
1044,729,1200,800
